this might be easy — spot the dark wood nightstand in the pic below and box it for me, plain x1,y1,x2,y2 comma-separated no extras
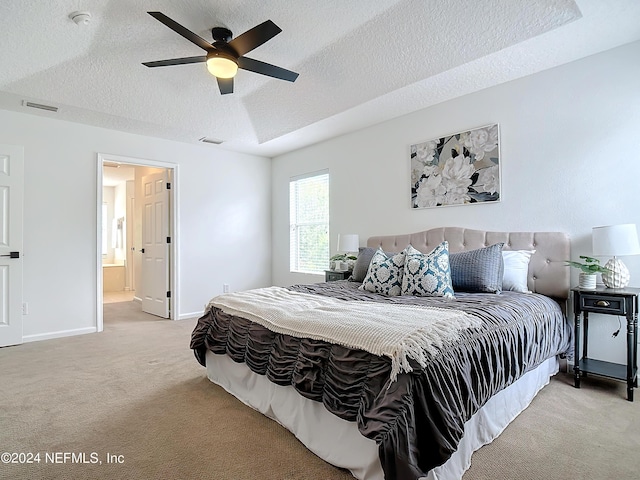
572,286,639,401
325,270,351,282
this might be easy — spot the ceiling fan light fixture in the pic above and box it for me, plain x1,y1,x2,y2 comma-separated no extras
143,13,298,94
206,53,238,79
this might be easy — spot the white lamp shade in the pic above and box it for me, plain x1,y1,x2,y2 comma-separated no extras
337,234,359,253
592,224,640,257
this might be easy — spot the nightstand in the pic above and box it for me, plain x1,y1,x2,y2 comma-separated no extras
572,286,639,401
325,270,351,282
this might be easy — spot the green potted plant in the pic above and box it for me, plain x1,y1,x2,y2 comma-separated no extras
566,256,611,289
330,253,357,271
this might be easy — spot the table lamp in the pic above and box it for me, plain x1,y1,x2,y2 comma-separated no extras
338,234,359,255
592,224,640,288
336,234,359,271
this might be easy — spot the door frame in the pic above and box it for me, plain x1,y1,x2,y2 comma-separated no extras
96,153,179,331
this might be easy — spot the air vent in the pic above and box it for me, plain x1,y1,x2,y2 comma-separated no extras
22,100,59,113
199,137,223,145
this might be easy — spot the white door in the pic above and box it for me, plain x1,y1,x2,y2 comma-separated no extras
0,144,24,347
141,171,170,318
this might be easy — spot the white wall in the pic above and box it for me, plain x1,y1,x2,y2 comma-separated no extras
272,41,640,365
0,110,272,341
113,180,127,264
102,181,127,265
102,186,115,264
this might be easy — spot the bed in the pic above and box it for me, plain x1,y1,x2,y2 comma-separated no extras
191,227,572,479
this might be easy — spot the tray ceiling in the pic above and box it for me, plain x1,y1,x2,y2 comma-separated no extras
0,0,639,157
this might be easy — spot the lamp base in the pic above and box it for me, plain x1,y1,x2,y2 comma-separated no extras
602,257,630,288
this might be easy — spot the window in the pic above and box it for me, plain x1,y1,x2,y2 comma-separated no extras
289,171,329,274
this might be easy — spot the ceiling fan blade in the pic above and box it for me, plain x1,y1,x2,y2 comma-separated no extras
143,55,207,68
148,11,213,52
237,57,299,82
228,20,282,56
217,77,234,95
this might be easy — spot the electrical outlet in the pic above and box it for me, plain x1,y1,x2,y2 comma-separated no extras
22,302,28,315
223,284,229,293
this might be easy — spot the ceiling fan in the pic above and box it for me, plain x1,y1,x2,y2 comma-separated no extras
142,11,299,95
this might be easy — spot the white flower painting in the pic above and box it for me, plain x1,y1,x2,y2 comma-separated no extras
410,124,500,209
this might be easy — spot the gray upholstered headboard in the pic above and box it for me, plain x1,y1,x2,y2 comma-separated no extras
367,227,570,300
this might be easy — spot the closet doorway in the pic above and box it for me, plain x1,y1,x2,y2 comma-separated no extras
96,154,178,331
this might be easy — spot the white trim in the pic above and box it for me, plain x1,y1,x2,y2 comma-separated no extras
289,168,329,182
23,327,97,343
96,158,104,331
96,153,180,333
178,311,203,321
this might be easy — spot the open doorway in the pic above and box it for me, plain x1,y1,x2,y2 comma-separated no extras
96,154,178,331
102,162,135,304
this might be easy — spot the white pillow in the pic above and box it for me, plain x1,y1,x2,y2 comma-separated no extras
502,250,535,293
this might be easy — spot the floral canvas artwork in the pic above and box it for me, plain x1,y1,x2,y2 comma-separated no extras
410,124,500,209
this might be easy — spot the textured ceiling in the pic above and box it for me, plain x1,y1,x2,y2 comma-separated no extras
0,0,639,157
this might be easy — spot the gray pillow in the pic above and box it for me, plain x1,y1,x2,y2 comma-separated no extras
449,243,504,293
349,247,377,282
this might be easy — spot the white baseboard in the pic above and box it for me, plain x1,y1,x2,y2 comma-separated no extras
23,327,97,343
178,311,202,321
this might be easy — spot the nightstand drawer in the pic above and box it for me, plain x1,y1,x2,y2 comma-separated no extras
325,270,350,282
580,294,626,315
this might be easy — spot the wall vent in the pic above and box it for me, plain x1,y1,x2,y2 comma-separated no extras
22,100,59,113
198,136,223,145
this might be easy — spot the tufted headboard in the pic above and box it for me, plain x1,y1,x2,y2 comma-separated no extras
367,227,570,300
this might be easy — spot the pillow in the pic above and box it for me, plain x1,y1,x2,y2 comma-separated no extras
449,243,504,293
349,247,377,282
401,243,455,298
502,250,535,293
359,248,406,296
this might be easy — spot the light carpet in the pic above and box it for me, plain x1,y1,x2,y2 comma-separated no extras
0,301,638,480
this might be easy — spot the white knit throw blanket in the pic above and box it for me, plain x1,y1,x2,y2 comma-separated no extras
208,286,481,382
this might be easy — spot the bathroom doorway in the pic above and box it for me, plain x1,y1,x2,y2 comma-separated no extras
96,154,178,331
102,162,135,303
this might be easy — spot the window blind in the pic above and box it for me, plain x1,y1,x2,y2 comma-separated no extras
289,172,329,274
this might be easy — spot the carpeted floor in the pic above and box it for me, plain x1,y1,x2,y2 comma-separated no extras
0,301,638,480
